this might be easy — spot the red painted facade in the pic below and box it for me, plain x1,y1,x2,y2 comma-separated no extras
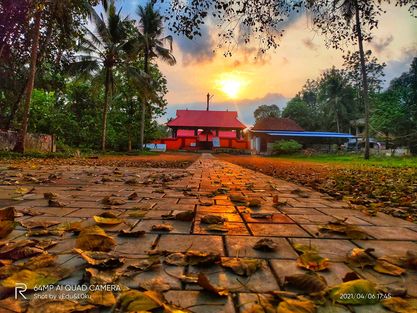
154,109,249,150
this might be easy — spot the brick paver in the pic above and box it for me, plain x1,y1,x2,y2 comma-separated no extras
1,154,416,312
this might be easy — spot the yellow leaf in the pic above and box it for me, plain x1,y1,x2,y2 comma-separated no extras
75,226,115,252
93,215,123,225
373,258,406,276
329,279,378,305
296,251,329,272
116,290,162,312
1,268,69,289
381,297,417,313
277,298,316,313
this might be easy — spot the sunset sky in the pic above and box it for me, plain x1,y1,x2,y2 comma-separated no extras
116,1,417,125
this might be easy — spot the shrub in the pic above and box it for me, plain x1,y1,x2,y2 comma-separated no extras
272,140,302,154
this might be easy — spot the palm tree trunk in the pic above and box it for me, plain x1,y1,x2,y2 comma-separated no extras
101,67,111,151
140,51,149,151
14,9,42,153
354,2,371,160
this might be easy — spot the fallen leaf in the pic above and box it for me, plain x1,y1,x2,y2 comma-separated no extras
88,290,116,307
164,253,187,266
0,240,44,260
93,215,123,225
0,221,15,239
73,248,124,269
1,267,70,289
20,208,44,217
248,199,262,208
128,210,148,218
21,220,61,229
118,229,145,237
0,207,15,220
373,258,406,276
347,248,375,268
319,219,368,239
342,271,361,282
177,273,199,283
0,297,25,313
75,225,115,252
253,238,278,251
405,250,417,269
284,273,327,294
381,297,417,313
292,243,318,255
115,289,162,312
329,279,378,305
127,192,139,200
151,224,173,231
250,213,272,219
290,189,310,198
201,215,226,224
197,272,228,296
175,210,195,221
221,258,263,276
26,229,64,237
43,192,58,200
102,196,126,205
124,178,138,185
230,194,246,204
276,298,316,313
296,251,329,272
48,199,66,207
85,267,123,285
127,256,160,271
27,299,95,313
206,224,229,232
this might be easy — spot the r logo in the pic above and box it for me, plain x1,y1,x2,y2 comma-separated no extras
15,283,27,299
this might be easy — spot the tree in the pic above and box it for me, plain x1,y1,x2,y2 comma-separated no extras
343,50,386,94
282,97,315,130
11,0,98,152
317,67,355,133
134,2,176,150
254,104,281,121
73,0,130,151
372,57,417,153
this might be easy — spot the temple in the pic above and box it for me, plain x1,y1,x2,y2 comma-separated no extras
155,109,248,150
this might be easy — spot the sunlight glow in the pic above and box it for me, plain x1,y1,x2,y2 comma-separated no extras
216,73,248,99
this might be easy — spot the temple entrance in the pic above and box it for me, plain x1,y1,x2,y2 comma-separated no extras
198,141,213,150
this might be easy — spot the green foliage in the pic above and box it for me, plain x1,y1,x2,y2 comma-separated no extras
371,57,417,153
282,97,315,130
271,140,302,154
283,67,359,133
254,104,281,121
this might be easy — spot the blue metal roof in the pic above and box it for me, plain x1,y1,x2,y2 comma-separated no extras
251,130,355,138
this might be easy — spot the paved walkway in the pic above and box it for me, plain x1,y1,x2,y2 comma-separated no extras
1,154,417,312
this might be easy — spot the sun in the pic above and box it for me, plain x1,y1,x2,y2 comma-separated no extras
216,73,248,99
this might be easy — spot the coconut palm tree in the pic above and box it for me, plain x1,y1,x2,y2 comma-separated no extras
134,2,176,150
72,0,129,151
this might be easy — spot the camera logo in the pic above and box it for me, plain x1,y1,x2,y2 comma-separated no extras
15,283,27,299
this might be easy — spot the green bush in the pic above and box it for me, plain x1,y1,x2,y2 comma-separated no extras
272,140,302,154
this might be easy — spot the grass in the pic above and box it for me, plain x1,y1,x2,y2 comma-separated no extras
270,153,417,168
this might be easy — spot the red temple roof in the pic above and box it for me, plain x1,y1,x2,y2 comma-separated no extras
167,110,246,129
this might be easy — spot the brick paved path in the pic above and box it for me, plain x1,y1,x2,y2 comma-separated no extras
1,153,417,312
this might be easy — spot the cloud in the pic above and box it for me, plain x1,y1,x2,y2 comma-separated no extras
161,92,288,126
370,35,394,53
175,23,217,66
383,44,417,88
